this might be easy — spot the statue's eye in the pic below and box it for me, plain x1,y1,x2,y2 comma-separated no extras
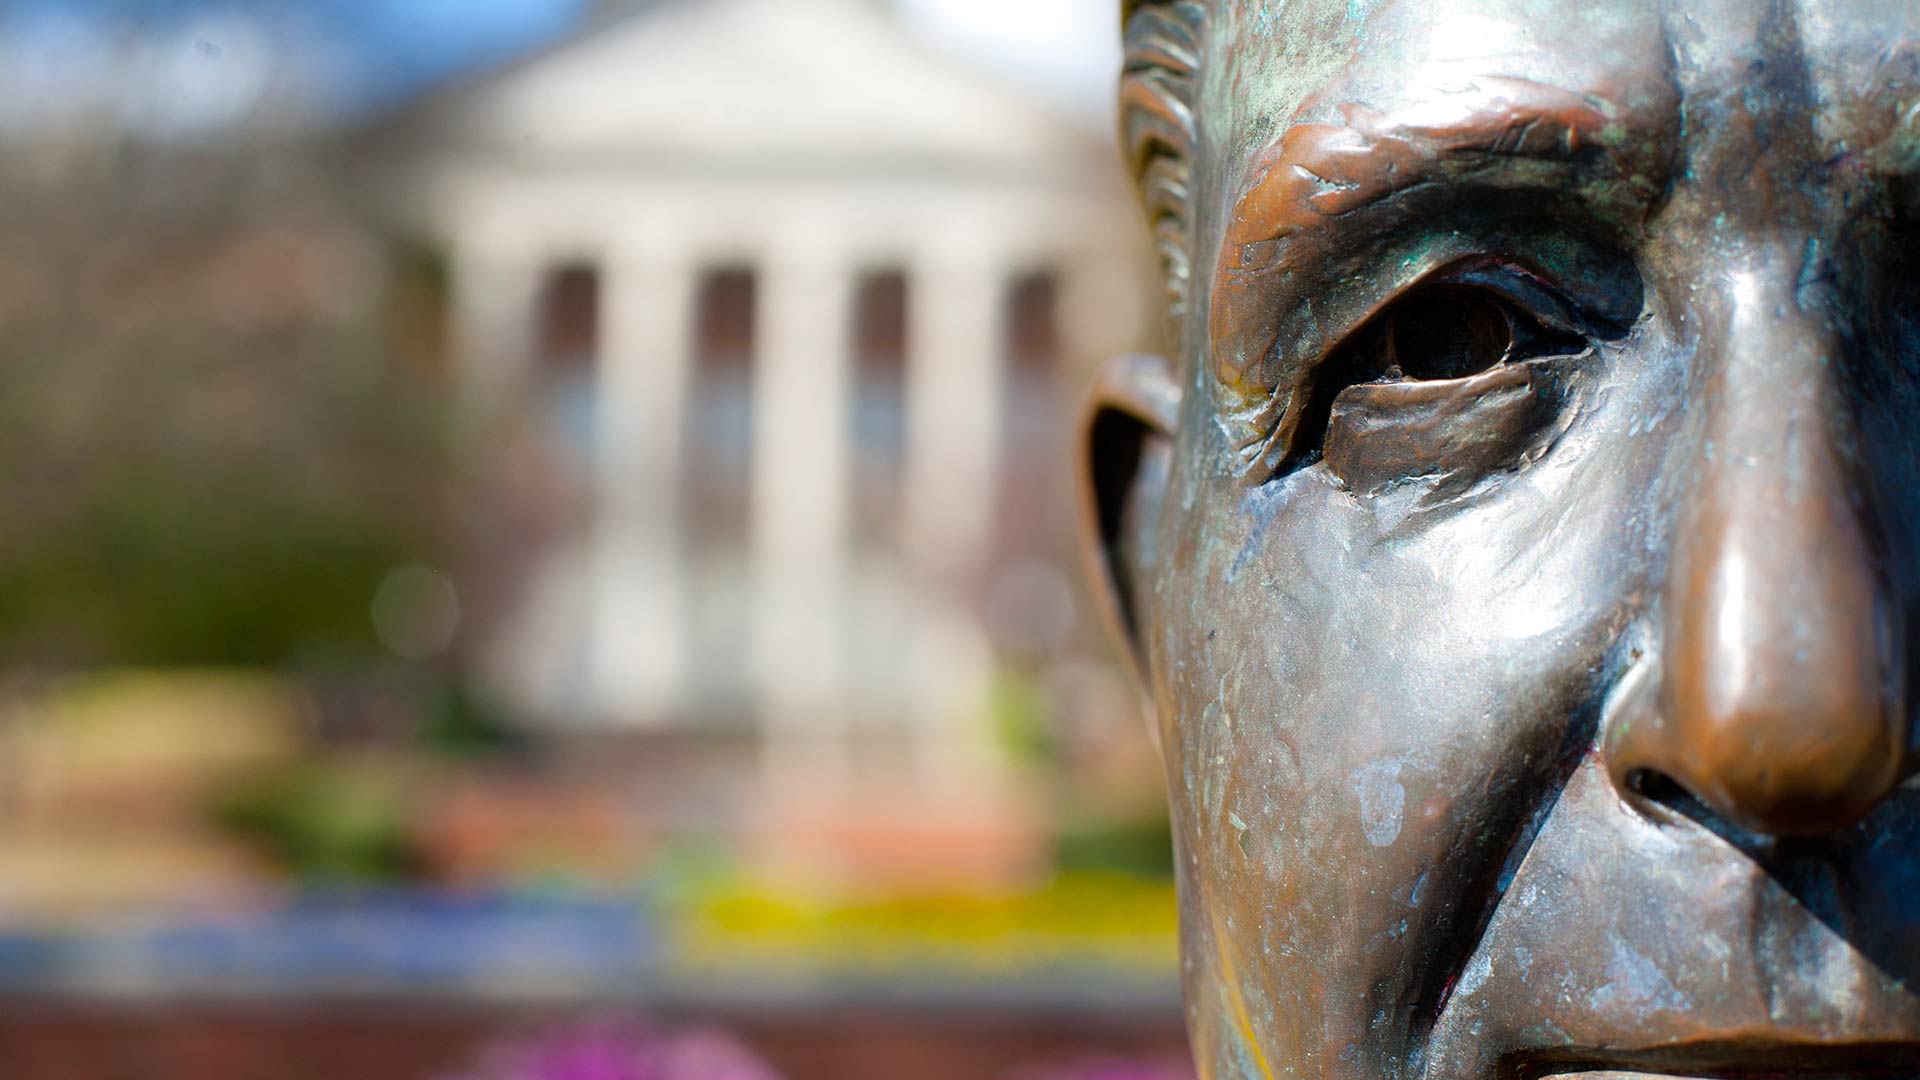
1386,287,1515,380
1376,284,1585,382
1276,280,1590,477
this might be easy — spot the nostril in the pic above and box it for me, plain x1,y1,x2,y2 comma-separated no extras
1622,766,1699,825
1624,767,1687,807
1622,766,1776,850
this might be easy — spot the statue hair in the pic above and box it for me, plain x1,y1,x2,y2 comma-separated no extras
1119,0,1207,328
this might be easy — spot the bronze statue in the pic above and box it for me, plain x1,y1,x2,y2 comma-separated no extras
1078,1,1920,1076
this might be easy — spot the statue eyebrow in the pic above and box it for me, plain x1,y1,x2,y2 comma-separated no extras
1222,77,1631,283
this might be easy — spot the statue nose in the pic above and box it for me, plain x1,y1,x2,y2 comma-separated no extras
1612,266,1907,837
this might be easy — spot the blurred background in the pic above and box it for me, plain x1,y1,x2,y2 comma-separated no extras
0,0,1183,1077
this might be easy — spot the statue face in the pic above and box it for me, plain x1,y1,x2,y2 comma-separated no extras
1081,1,1920,1077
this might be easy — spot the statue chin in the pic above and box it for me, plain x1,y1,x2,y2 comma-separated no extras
1088,1,1920,1077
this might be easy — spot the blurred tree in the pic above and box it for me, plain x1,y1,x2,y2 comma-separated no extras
0,140,452,669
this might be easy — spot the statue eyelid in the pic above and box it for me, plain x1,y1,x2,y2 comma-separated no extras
1435,260,1625,342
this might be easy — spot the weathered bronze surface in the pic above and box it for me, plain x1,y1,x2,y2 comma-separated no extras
1079,2,1920,1077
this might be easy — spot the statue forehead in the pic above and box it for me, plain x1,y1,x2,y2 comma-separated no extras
1197,0,1666,136
1188,0,1919,136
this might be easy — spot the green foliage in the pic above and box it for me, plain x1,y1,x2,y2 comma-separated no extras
988,666,1056,765
211,758,422,883
1053,809,1175,880
418,677,525,758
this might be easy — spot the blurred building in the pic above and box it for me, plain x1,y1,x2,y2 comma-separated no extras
358,0,1154,881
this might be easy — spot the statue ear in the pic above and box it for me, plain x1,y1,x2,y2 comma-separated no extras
1077,353,1181,683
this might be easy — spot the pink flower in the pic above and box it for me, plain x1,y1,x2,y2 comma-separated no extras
1006,1056,1197,1080
443,1021,782,1080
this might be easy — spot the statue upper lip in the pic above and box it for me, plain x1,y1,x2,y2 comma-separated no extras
1524,1038,1920,1077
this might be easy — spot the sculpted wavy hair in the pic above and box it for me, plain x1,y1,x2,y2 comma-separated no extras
1119,0,1207,330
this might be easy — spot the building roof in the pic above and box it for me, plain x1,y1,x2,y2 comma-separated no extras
368,0,1109,179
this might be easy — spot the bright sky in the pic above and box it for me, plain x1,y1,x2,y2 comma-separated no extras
0,0,1122,134
896,0,1121,127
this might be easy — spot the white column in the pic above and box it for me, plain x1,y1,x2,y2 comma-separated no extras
448,245,542,418
903,248,1004,785
753,250,855,782
590,256,694,725
904,252,1003,584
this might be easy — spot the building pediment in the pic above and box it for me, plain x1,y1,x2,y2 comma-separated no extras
384,0,1106,178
